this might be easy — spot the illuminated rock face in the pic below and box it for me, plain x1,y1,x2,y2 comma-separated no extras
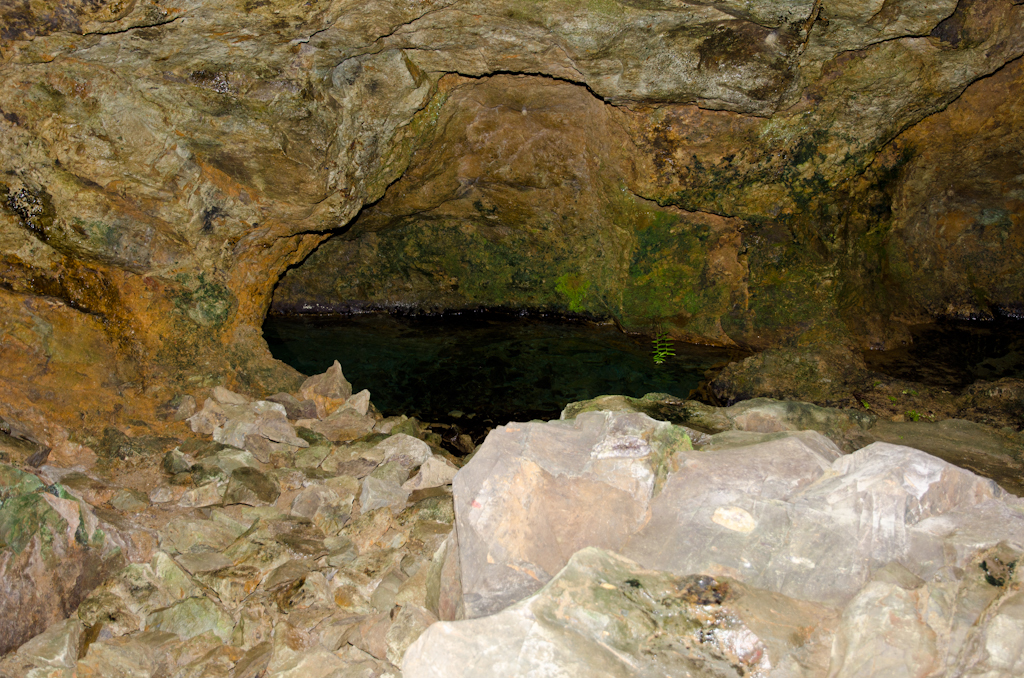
1,0,1023,443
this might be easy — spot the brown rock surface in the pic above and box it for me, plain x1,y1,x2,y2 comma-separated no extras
0,0,1020,446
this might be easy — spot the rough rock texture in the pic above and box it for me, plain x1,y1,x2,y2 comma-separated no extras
453,410,691,617
0,465,139,655
0,369,461,674
408,416,1024,677
271,4,1024,350
623,439,1024,605
711,346,1024,432
563,392,1024,494
1,0,1023,448
404,547,836,678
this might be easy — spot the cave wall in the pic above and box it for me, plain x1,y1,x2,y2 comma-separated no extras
270,74,751,344
1,0,1023,446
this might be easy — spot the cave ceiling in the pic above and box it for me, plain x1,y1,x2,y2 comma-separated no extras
0,0,1022,444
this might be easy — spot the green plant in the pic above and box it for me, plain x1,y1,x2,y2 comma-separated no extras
861,400,871,410
651,332,675,365
906,410,921,422
888,395,898,404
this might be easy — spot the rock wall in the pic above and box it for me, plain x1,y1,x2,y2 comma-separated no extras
1,0,1023,444
272,1,1024,348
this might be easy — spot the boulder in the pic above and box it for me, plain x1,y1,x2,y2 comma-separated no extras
301,408,376,443
360,476,410,515
223,467,281,507
623,440,1024,606
212,400,309,451
402,456,458,492
453,411,691,618
377,433,432,470
298,361,353,418
403,547,835,677
266,392,319,421
0,475,129,655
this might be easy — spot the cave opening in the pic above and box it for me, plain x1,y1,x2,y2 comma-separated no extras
262,73,757,427
260,68,1024,432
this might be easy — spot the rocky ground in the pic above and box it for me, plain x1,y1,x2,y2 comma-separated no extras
710,344,1024,433
1,361,1023,676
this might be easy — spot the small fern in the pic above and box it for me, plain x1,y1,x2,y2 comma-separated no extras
651,331,675,365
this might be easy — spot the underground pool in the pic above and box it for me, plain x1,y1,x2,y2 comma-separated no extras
263,311,748,427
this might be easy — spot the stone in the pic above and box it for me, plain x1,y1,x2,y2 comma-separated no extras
375,415,411,435
148,486,174,504
402,455,458,492
345,611,393,662
711,347,874,409
303,409,376,443
722,398,876,453
827,543,1024,678
145,597,236,643
223,467,281,507
267,393,318,421
561,393,731,438
292,442,333,470
289,483,354,537
360,476,411,515
209,400,308,451
188,399,228,437
866,418,1024,496
157,394,198,422
110,488,150,513
377,434,432,471
232,641,273,678
245,434,300,465
159,517,245,555
177,481,224,509
264,622,348,678
384,604,437,668
0,463,43,499
299,361,353,418
403,547,834,677
212,386,250,406
369,460,411,485
343,389,372,416
425,530,464,622
252,401,309,448
57,471,115,506
454,410,691,618
0,618,82,677
0,488,126,655
162,448,195,475
75,632,180,678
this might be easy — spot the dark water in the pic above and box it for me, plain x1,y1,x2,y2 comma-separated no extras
263,312,747,424
864,319,1024,389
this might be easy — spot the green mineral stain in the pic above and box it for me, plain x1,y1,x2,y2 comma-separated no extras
555,273,591,312
174,276,235,328
0,493,66,555
620,209,718,327
0,464,43,501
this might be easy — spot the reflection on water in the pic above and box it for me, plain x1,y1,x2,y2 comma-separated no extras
263,312,747,423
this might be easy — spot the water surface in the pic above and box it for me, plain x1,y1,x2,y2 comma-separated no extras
864,319,1024,388
264,312,746,424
